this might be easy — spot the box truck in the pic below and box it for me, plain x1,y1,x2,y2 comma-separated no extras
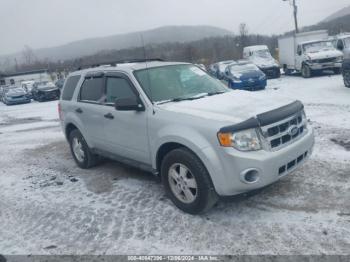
278,30,343,78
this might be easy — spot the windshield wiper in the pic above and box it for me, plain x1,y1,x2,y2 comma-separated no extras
156,91,226,105
207,91,226,96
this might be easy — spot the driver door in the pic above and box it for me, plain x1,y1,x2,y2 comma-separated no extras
101,73,150,165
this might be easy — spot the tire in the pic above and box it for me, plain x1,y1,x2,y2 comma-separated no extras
333,68,341,75
161,148,218,214
274,68,281,78
301,64,312,78
344,70,350,88
68,129,100,169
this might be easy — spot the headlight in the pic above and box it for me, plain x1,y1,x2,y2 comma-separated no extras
218,129,262,151
336,56,343,63
259,75,266,80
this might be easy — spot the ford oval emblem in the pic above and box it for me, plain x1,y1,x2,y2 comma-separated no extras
288,125,299,136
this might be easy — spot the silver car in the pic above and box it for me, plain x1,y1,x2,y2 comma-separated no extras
59,61,314,214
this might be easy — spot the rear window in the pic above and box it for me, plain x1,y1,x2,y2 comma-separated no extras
79,77,104,102
62,75,80,100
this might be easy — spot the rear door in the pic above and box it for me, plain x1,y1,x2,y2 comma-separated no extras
75,72,106,148
101,72,150,165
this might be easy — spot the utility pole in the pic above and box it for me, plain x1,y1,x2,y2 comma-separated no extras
283,0,299,33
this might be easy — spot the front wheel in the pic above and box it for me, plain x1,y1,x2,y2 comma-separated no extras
301,64,312,78
161,148,218,214
333,68,341,75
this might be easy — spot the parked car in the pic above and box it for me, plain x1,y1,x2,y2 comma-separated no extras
331,33,350,59
2,87,31,105
216,60,236,79
59,60,314,214
243,45,280,78
195,64,206,71
32,81,60,102
278,30,343,78
342,59,350,88
225,61,267,91
55,78,66,90
21,81,35,99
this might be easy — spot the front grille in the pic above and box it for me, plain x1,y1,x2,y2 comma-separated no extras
260,111,307,151
313,57,336,64
279,151,308,175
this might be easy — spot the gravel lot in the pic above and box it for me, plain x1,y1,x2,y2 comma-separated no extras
0,74,349,255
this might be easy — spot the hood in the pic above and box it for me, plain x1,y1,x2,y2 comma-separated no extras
6,89,27,97
157,91,296,124
306,49,342,60
38,86,59,91
249,56,278,68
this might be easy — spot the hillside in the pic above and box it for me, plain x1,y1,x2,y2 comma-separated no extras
0,25,232,64
323,5,350,23
302,14,350,35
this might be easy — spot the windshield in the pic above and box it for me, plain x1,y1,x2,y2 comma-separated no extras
36,81,55,89
134,64,228,103
303,41,334,53
344,37,350,48
253,49,272,58
218,61,235,72
230,64,258,73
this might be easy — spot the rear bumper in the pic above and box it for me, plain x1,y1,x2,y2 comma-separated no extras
204,126,315,196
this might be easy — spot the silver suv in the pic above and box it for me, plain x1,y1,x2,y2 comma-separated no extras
59,60,315,214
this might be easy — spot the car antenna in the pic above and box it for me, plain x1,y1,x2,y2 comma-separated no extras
140,33,155,112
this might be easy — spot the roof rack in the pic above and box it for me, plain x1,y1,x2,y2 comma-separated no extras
76,58,164,71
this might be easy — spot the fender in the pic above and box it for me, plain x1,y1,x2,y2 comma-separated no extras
64,112,95,148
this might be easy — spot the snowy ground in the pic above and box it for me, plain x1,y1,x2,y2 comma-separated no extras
0,74,349,255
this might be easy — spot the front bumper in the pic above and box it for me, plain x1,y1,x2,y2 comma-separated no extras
259,66,280,78
204,127,315,196
230,79,267,91
308,62,342,70
4,98,31,105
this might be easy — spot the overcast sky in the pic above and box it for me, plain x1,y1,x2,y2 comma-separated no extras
0,0,348,55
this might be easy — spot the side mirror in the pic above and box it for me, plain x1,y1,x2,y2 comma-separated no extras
297,50,302,56
114,97,145,111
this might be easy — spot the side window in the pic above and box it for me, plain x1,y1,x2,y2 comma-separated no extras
297,45,302,56
79,77,104,102
105,77,136,104
62,75,80,100
337,40,344,51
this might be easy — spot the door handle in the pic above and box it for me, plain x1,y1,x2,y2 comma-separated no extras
104,113,114,119
75,108,83,113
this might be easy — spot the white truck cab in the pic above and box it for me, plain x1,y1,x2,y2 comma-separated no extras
331,33,350,59
278,30,343,78
243,45,280,79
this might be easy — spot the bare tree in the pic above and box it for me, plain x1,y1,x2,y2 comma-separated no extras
238,23,249,55
22,45,36,65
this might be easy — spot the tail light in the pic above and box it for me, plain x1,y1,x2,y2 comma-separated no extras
58,102,63,120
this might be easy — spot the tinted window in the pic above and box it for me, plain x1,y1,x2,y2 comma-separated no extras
105,77,136,103
80,77,104,102
62,75,80,100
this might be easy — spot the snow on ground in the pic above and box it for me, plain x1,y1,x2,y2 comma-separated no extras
0,75,349,255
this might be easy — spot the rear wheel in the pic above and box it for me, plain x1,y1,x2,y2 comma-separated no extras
161,148,218,214
301,64,312,78
69,129,100,169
